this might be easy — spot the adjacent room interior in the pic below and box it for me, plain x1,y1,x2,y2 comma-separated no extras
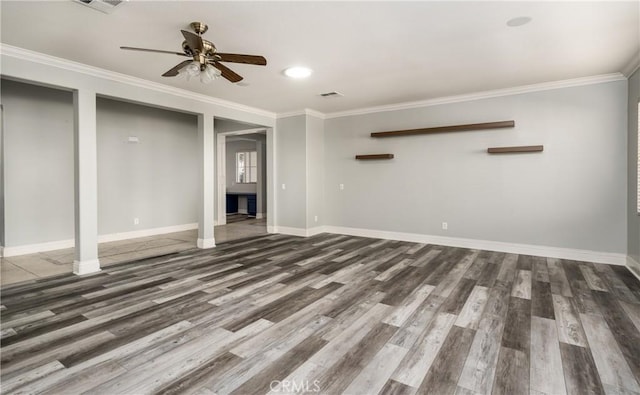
0,1,639,394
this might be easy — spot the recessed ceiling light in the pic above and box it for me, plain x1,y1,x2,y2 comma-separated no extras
284,66,313,79
507,16,532,27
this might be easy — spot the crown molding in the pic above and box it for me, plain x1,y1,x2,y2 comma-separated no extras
304,108,326,119
0,44,276,119
322,73,626,119
622,52,640,77
276,108,326,120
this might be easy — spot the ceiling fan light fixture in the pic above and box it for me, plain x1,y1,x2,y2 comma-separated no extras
200,64,222,84
178,61,202,81
284,66,313,79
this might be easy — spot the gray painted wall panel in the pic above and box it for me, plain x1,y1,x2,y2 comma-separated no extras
276,115,307,229
306,114,324,227
96,98,198,235
2,80,75,246
324,81,627,253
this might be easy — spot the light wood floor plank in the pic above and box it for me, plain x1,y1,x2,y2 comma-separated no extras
391,312,458,388
455,285,489,330
552,294,588,347
580,313,640,394
343,342,409,395
530,316,567,394
511,270,532,299
457,315,505,394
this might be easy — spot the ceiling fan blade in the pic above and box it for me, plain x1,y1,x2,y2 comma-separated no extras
120,46,187,56
210,62,243,83
181,30,204,53
162,60,193,77
215,53,267,66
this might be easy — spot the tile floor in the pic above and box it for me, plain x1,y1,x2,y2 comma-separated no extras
0,216,267,286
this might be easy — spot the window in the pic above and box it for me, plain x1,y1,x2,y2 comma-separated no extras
236,151,257,183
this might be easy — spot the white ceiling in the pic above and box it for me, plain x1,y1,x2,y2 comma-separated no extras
1,1,638,115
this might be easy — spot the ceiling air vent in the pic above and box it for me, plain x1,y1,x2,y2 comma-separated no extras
320,91,344,98
74,0,125,14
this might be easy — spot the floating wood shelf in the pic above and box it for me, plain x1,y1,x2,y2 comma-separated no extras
355,154,394,160
487,145,543,154
371,120,515,138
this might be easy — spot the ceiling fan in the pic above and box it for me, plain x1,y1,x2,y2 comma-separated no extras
120,22,267,83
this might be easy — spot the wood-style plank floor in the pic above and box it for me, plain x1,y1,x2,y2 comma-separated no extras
1,233,640,394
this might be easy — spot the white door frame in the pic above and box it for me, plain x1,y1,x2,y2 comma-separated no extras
216,128,272,228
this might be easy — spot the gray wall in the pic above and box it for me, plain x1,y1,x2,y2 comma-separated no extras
629,69,640,262
1,99,5,247
324,81,628,254
2,80,75,246
96,98,198,235
276,115,307,228
306,114,325,227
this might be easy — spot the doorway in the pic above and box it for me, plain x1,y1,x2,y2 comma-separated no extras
215,125,270,242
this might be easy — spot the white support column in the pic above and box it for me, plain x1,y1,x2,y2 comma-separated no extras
216,134,227,226
73,89,100,275
197,113,216,249
266,127,276,233
255,140,264,218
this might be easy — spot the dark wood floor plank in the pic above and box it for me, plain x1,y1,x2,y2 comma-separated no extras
591,291,640,384
417,325,475,394
476,262,500,288
314,322,397,394
532,256,550,283
547,258,573,297
230,335,328,395
378,379,417,395
516,254,534,270
610,265,640,301
531,280,555,319
142,352,241,395
492,346,529,395
560,342,605,395
441,278,476,315
501,297,531,353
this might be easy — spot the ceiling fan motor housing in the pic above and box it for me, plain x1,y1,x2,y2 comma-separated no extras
181,40,217,57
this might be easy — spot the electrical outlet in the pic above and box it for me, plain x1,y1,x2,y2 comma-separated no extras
134,217,139,225
282,184,286,190
339,184,344,190
314,215,318,222
442,222,448,230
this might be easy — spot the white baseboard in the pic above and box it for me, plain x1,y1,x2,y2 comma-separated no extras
73,259,101,275
197,238,216,249
267,225,277,234
238,209,248,215
627,255,640,281
97,223,198,243
276,226,327,238
256,213,265,219
3,238,75,257
323,226,627,266
2,223,199,257
276,226,310,237
307,226,327,237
